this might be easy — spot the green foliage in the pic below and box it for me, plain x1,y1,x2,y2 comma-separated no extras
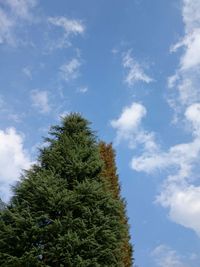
0,114,128,266
39,114,102,187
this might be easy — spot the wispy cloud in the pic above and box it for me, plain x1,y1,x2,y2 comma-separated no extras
47,16,85,50
59,58,81,82
0,0,37,46
0,127,32,202
0,95,24,123
31,90,51,114
152,245,188,267
5,0,37,20
168,0,200,112
162,0,200,235
122,50,153,86
0,7,14,45
0,2,85,50
48,16,85,36
77,86,88,93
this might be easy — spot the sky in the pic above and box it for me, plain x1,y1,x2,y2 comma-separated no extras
0,0,200,266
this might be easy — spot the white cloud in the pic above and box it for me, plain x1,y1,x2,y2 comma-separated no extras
0,7,14,45
167,73,179,89
172,29,200,71
0,128,32,202
152,245,188,267
48,16,85,36
0,0,37,45
60,58,81,82
158,184,200,236
132,138,200,175
127,0,200,237
0,3,85,49
168,0,200,112
31,90,51,114
111,73,200,237
181,30,200,70
132,151,168,174
122,50,153,86
131,104,200,235
109,0,200,245
182,0,200,32
111,102,146,136
48,16,85,49
111,102,146,142
164,1,200,235
78,86,88,93
5,0,37,20
185,103,200,135
111,102,158,153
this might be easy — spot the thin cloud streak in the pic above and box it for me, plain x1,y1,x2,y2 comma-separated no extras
122,50,153,86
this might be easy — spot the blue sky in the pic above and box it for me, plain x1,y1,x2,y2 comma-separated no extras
0,0,200,266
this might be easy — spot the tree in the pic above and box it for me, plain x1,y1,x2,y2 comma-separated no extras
0,114,129,267
99,142,133,267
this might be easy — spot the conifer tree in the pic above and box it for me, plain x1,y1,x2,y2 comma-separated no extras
0,114,129,267
99,142,133,267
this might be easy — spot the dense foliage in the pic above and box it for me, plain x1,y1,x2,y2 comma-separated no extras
99,142,133,267
0,114,133,266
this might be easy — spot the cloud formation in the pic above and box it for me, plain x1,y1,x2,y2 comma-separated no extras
5,0,37,20
131,102,200,235
112,94,200,236
160,0,200,236
117,0,200,237
0,128,32,202
60,58,81,82
0,7,14,45
111,102,146,139
48,16,85,36
168,0,200,111
0,0,37,45
31,90,51,114
111,102,158,152
0,3,85,49
78,86,88,93
152,245,188,267
122,50,153,86
48,16,85,49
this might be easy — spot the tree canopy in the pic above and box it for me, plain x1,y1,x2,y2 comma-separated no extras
0,114,133,267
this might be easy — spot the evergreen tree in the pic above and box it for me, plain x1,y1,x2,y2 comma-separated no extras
0,114,129,267
99,142,133,267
